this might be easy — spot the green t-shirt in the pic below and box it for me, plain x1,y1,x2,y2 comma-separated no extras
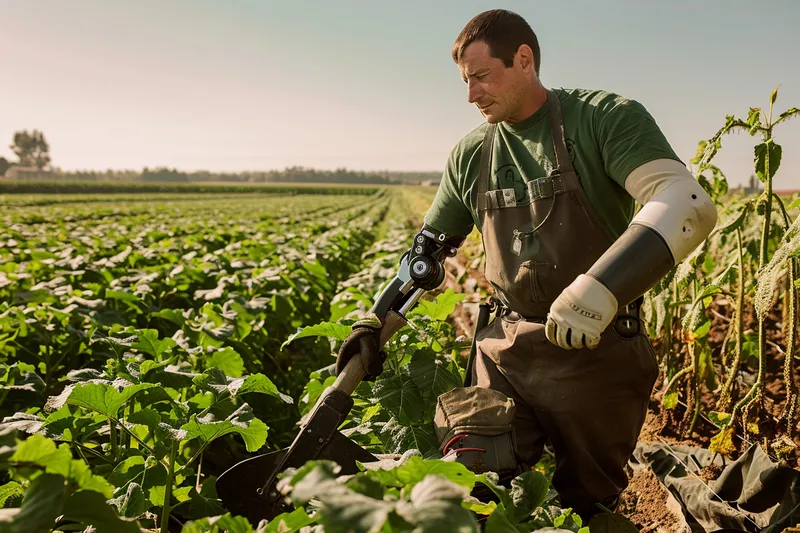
423,87,683,240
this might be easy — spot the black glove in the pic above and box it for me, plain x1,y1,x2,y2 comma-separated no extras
336,315,386,381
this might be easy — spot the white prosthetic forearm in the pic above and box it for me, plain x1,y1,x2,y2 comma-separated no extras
586,158,718,307
626,158,718,263
546,158,718,350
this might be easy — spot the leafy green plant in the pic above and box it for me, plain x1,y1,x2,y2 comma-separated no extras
0,336,290,531
643,86,800,458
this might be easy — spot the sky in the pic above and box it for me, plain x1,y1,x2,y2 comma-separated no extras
1,0,799,188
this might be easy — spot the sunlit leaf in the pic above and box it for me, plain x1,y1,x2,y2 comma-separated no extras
754,140,782,183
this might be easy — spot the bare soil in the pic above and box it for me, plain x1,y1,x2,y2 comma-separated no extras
617,465,688,533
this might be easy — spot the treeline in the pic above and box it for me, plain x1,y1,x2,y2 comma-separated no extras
2,129,443,185
0,180,380,196
40,166,440,185
0,130,441,185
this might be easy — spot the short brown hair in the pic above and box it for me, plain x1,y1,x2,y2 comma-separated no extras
452,9,541,77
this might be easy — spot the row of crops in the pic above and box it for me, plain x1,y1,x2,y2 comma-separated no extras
0,186,588,533
0,189,394,531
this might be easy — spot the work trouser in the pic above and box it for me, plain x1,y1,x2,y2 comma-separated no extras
472,312,659,515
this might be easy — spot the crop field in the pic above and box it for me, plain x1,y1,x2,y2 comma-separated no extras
1,94,799,533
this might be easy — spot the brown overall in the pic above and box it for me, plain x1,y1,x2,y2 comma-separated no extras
472,89,659,514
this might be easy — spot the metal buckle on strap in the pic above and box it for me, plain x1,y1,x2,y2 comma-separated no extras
619,296,644,320
484,188,518,209
496,305,546,324
527,175,564,201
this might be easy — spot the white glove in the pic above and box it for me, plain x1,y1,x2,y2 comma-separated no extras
545,274,618,350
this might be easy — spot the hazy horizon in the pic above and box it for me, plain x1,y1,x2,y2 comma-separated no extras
2,1,799,187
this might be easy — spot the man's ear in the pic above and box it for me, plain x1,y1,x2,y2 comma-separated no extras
515,44,534,74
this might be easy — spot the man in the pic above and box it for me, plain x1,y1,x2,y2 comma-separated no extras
336,9,718,519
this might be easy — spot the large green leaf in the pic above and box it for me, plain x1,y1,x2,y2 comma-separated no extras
262,507,316,533
106,456,147,489
180,405,268,452
754,140,782,182
228,373,293,403
45,381,157,419
281,321,352,349
409,288,465,321
181,477,226,521
181,513,258,533
381,422,439,459
9,435,114,498
317,490,394,533
368,456,476,491
406,349,461,403
0,483,23,508
372,373,425,426
0,474,67,533
60,489,143,533
108,482,148,518
483,504,520,533
208,347,245,378
395,475,478,533
284,461,393,533
509,470,550,522
133,329,177,358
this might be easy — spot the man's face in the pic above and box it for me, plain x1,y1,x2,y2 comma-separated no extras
459,40,531,124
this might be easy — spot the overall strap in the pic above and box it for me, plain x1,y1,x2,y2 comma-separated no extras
545,89,576,175
476,123,497,211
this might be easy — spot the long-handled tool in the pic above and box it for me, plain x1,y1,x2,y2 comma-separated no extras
216,312,408,526
217,231,464,526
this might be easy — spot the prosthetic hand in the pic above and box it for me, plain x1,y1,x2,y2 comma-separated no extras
546,158,718,350
335,225,465,378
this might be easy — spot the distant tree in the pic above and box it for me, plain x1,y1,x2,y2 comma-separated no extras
141,166,189,182
0,157,9,176
10,130,51,169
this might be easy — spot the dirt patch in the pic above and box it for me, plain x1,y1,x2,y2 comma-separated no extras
696,462,724,483
617,465,687,533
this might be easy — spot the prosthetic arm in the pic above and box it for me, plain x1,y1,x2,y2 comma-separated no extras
335,225,465,378
545,158,719,350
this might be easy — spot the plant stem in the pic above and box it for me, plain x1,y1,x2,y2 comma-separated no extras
662,364,694,405
114,419,171,471
689,341,701,434
688,280,701,434
663,288,674,369
780,255,798,432
755,137,773,417
109,417,118,462
127,403,134,449
667,281,679,379
719,228,746,411
160,440,178,533
769,191,799,433
195,452,203,491
733,111,776,434
179,443,211,478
